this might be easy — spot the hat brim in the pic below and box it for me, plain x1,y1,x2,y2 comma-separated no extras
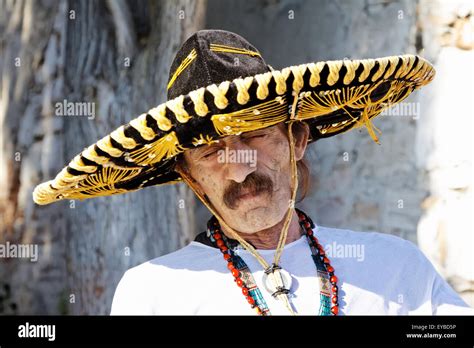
33,54,435,205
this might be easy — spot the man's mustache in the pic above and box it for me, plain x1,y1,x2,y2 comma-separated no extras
223,172,274,210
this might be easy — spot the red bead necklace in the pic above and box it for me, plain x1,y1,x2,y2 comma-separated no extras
207,209,339,315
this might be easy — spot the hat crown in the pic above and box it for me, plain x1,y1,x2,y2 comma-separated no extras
167,29,270,100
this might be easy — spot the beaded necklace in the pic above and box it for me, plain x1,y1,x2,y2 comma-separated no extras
206,208,339,316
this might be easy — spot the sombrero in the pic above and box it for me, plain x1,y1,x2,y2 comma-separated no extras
32,29,435,205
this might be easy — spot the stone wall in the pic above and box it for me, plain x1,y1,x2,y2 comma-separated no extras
416,0,473,306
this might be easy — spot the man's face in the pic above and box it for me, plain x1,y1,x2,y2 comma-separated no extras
183,123,309,234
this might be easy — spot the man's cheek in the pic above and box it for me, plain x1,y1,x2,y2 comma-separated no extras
199,177,221,199
265,157,283,172
195,169,212,184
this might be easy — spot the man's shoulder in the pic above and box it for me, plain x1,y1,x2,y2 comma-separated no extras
316,225,424,260
123,241,217,279
317,224,414,243
111,242,218,315
316,225,440,287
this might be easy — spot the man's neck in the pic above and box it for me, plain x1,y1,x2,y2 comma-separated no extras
221,210,304,250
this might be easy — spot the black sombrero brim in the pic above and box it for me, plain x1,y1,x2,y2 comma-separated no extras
33,54,435,205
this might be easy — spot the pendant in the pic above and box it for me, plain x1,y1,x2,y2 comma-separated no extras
262,264,293,298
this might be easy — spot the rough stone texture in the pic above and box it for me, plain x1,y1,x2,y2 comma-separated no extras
416,0,473,306
0,0,206,314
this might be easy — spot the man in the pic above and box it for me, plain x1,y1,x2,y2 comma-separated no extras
33,30,471,315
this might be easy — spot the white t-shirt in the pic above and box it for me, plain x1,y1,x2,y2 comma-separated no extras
110,225,473,315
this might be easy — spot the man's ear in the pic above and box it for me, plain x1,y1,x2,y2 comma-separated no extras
293,123,310,161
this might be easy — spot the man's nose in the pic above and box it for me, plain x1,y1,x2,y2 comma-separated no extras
222,138,256,183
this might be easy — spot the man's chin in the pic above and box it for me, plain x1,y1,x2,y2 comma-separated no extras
234,205,280,233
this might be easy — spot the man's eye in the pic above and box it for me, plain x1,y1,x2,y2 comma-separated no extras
202,149,218,158
244,133,267,140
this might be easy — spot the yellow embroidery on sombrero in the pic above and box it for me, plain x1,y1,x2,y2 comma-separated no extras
306,61,325,88
393,56,408,79
358,59,376,83
148,104,172,131
50,168,87,190
405,58,424,80
68,154,97,174
416,59,435,83
61,166,142,200
137,176,183,189
371,58,389,82
347,80,407,109
33,182,61,204
207,81,230,110
188,87,209,117
297,83,376,119
255,72,272,100
395,55,416,79
383,58,399,79
290,65,305,95
355,105,382,143
167,48,197,90
385,80,415,105
270,68,290,95
110,126,137,150
343,60,358,85
420,61,435,83
129,113,156,141
299,71,415,144
32,163,141,205
327,60,343,86
234,76,253,105
97,135,123,158
411,60,434,83
405,56,419,78
297,56,429,137
209,43,261,57
404,55,417,76
192,134,219,146
127,131,184,166
340,79,415,143
359,59,375,82
166,95,191,123
81,145,110,165
211,97,287,136
316,118,357,135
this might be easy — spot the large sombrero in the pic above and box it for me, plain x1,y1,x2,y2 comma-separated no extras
33,29,435,205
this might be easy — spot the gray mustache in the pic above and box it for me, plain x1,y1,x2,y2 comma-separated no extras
223,172,274,209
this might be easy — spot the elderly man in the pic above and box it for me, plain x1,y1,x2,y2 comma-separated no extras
33,30,471,315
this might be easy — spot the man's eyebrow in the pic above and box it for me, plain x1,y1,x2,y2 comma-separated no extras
241,128,271,137
190,128,272,157
191,142,222,157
